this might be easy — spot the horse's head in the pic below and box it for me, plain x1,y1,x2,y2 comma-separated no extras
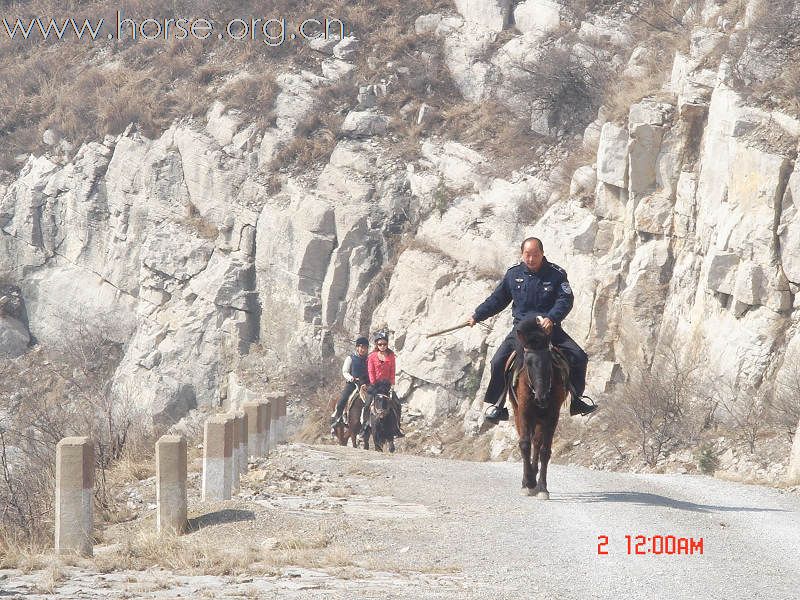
516,317,552,409
368,380,392,420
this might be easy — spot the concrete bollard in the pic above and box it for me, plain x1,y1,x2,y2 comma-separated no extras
279,395,287,443
238,412,248,475
55,436,94,556
230,413,241,492
264,392,287,445
202,416,234,501
244,402,267,458
260,400,272,455
156,435,187,534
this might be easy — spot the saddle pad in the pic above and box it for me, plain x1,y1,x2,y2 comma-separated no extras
504,347,572,391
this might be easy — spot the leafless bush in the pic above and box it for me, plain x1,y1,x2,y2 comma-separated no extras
0,321,151,547
511,41,612,136
612,345,710,467
772,362,800,441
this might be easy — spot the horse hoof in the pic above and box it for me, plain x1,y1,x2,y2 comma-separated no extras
522,487,536,496
536,490,550,500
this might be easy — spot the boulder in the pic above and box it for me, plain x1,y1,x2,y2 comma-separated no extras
454,0,512,33
415,14,443,35
514,0,563,35
341,110,390,138
570,165,597,199
596,123,629,188
332,36,360,60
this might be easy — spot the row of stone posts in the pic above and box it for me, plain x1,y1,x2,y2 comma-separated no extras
54,393,287,556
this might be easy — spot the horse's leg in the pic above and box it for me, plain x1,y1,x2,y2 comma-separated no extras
388,437,395,453
515,399,535,493
530,421,543,496
536,412,560,500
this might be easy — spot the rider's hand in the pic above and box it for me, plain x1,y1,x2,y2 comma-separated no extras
538,316,554,335
467,316,476,327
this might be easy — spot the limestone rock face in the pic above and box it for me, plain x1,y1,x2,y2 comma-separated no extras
2,4,800,464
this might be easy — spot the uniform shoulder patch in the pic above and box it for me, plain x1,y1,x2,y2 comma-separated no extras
549,262,567,276
561,281,572,295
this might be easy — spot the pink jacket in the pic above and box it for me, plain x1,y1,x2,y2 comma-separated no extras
367,350,396,385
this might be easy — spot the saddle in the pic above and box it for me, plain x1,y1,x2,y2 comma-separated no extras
344,385,363,415
503,347,573,402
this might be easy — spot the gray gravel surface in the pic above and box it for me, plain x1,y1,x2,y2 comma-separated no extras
2,443,798,599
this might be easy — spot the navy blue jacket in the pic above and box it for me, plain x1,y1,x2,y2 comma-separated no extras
472,259,574,326
348,353,369,381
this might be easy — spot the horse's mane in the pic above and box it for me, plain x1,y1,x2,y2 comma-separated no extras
369,380,392,396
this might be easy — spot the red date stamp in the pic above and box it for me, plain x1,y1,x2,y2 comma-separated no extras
597,535,704,555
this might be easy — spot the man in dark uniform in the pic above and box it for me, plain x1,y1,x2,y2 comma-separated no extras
331,336,370,426
467,237,598,422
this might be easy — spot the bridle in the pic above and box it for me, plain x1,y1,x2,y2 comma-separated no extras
522,346,552,409
370,393,390,419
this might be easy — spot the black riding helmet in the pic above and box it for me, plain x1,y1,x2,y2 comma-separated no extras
373,331,389,343
355,336,369,347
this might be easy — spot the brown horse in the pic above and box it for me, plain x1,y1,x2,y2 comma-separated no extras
507,317,568,499
331,385,364,448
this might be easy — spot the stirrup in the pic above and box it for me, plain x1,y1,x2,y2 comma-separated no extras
570,394,598,416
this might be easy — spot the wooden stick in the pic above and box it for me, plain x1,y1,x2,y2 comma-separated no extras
426,321,471,338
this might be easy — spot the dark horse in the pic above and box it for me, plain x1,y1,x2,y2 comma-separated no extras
508,317,568,499
361,380,400,453
331,385,364,448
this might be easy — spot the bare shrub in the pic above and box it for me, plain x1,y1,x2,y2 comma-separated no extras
510,39,612,136
0,321,152,548
716,383,770,455
612,345,709,467
772,362,800,441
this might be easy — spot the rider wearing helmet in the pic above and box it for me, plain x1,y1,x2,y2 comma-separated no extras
331,336,370,427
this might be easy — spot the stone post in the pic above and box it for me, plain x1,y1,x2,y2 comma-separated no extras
279,395,287,443
202,416,234,501
230,413,241,492
243,402,266,458
155,435,187,534
55,436,94,556
266,392,286,444
238,411,248,475
261,400,272,455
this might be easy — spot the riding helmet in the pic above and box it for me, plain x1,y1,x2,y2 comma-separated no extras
355,336,369,347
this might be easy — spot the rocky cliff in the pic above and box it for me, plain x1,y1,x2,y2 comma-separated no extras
1,0,798,476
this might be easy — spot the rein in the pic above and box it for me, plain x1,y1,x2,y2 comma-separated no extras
522,346,553,408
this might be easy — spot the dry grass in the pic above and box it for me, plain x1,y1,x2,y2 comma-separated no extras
181,201,219,240
270,78,356,174
93,526,353,574
294,379,341,445
0,532,52,570
0,0,452,169
440,101,545,174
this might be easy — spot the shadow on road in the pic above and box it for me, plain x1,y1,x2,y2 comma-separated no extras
188,508,256,531
557,491,790,514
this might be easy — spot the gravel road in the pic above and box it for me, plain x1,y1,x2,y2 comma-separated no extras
2,443,798,599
